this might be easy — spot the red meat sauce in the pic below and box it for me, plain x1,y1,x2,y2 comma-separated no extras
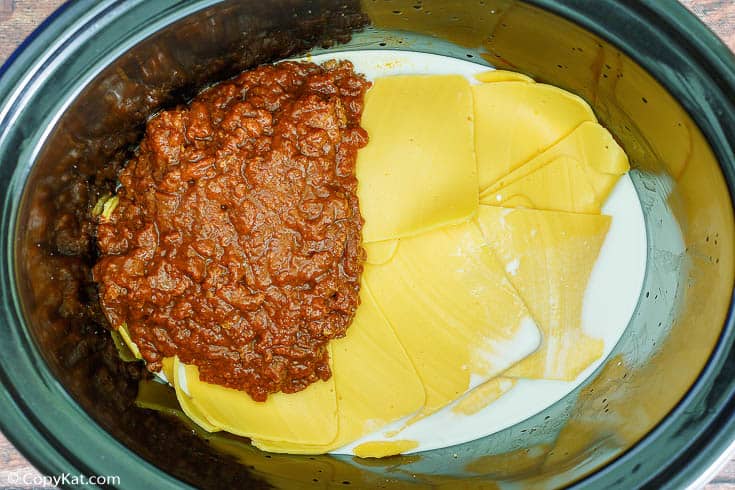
94,60,370,401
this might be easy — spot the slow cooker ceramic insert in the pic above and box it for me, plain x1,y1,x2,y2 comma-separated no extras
0,1,734,488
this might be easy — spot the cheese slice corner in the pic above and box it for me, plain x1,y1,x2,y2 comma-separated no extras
480,156,601,214
474,81,597,191
117,323,142,360
477,206,609,380
484,121,629,212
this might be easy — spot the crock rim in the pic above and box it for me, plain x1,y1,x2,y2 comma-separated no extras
0,1,733,488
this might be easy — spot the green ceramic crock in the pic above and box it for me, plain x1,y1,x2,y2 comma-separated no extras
1,1,735,488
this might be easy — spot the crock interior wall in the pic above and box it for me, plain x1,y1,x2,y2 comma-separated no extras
11,0,734,488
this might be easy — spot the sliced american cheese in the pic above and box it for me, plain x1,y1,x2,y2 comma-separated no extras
481,121,629,210
172,357,221,433
474,70,535,83
183,356,338,444
118,323,141,360
353,440,419,459
110,329,138,363
252,282,424,454
135,379,194,427
364,239,399,265
480,156,601,213
161,357,175,383
477,206,609,380
357,75,478,242
494,194,535,209
452,377,517,415
365,220,541,418
474,81,596,191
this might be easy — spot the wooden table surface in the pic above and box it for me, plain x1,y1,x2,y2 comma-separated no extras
1,0,734,488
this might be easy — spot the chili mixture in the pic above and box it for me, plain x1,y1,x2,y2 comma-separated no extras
94,60,370,401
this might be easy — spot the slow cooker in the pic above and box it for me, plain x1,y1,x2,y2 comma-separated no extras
0,0,734,488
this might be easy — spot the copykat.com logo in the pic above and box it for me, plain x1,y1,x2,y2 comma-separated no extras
0,470,121,488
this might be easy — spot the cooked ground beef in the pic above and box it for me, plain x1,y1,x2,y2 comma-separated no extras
94,60,369,401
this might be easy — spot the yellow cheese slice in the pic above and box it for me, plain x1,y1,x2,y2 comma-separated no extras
365,220,541,418
135,379,195,427
480,156,601,213
475,70,535,83
477,206,609,380
110,329,138,363
357,75,478,242
101,195,119,220
353,440,419,459
93,194,119,221
117,323,141,360
495,194,534,209
482,121,629,209
172,357,221,433
473,81,597,191
364,239,399,265
183,357,338,444
161,357,175,383
452,377,517,415
251,283,424,454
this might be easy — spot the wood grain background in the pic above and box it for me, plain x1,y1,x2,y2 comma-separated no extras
0,0,733,488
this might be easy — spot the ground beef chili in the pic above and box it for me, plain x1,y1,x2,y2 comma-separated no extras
93,60,370,401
